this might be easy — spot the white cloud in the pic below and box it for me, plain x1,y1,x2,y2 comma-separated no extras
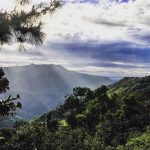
42,0,150,46
0,0,150,77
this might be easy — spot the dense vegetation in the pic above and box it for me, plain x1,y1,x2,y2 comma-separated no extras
0,76,150,149
0,68,21,119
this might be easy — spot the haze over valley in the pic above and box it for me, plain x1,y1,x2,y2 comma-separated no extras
2,64,114,120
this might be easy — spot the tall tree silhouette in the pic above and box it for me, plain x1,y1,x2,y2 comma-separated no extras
0,0,61,118
0,0,61,50
0,68,21,119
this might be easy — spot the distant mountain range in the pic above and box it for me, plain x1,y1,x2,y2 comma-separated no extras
2,64,114,120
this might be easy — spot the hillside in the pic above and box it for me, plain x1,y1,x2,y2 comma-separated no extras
1,76,149,150
37,76,150,121
108,76,150,98
2,64,113,119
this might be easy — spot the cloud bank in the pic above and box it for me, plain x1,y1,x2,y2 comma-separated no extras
0,0,150,77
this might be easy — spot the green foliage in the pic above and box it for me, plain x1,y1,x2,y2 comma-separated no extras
46,112,58,131
124,133,150,150
1,122,50,150
1,76,150,149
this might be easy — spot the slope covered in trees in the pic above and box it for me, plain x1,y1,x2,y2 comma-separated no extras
0,76,149,149
108,76,150,97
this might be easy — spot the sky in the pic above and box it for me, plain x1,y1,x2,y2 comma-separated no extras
0,0,150,77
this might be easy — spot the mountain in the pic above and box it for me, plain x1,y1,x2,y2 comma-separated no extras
2,64,114,119
108,76,150,97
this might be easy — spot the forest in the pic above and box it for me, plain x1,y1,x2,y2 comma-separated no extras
0,0,150,149
0,75,150,150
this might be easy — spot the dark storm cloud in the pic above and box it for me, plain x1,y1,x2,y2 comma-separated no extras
49,41,150,68
82,62,143,69
93,19,125,27
135,34,150,44
83,17,126,27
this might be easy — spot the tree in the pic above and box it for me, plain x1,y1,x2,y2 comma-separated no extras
0,0,61,50
57,87,93,117
46,111,58,131
0,68,21,119
0,0,61,118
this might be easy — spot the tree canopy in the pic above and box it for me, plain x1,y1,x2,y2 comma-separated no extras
0,0,61,50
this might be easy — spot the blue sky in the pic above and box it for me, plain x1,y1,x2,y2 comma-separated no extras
0,0,150,77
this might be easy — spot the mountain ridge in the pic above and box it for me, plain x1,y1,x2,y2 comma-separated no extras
1,64,114,121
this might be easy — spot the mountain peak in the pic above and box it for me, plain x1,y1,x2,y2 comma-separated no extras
28,63,66,70
3,64,114,119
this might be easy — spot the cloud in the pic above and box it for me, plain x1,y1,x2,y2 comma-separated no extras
46,41,150,76
45,0,150,45
88,18,126,27
49,41,150,63
0,0,150,77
